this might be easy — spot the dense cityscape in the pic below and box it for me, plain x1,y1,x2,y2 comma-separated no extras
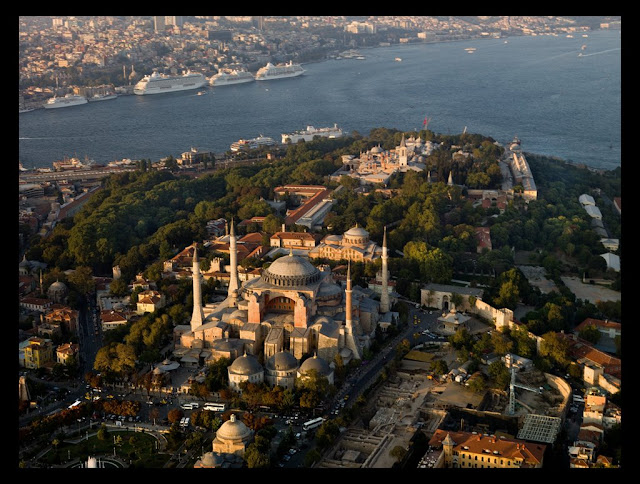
18,16,621,471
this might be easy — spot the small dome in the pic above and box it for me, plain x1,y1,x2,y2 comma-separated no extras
212,338,242,352
229,353,263,376
299,354,331,376
48,280,68,292
267,351,298,371
344,225,369,237
216,414,252,442
200,452,224,467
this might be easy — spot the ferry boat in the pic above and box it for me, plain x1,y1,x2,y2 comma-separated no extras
89,92,118,102
134,70,207,95
209,69,255,86
230,135,276,152
255,61,305,81
337,50,365,60
43,94,88,109
281,124,343,144
52,156,96,171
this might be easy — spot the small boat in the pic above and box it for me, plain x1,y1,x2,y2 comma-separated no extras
197,90,207,96
395,57,402,62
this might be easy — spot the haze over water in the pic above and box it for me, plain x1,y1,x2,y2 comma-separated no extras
19,29,621,171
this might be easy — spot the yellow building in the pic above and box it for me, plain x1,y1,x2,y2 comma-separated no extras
136,290,166,315
23,337,54,370
429,429,546,468
308,225,381,263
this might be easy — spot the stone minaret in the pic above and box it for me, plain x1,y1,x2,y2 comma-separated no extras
345,261,353,328
190,244,205,332
343,261,361,359
227,219,239,304
380,226,390,313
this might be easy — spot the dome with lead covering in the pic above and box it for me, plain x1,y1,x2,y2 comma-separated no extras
343,225,369,245
228,353,263,376
215,414,253,442
262,253,322,287
299,354,331,377
267,351,299,372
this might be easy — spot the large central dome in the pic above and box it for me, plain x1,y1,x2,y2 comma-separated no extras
262,253,322,287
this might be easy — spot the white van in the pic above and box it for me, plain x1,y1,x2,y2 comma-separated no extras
181,403,193,410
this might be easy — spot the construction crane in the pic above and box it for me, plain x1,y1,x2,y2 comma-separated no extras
508,367,542,415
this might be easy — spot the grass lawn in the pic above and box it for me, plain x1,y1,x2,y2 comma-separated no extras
43,429,170,468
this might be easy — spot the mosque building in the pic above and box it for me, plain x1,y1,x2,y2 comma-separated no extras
172,220,395,389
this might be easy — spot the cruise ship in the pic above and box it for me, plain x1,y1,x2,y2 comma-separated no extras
43,94,88,109
255,61,305,81
230,135,276,152
209,69,255,86
281,124,343,144
134,70,207,95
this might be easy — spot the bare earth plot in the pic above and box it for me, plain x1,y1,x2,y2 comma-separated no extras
560,276,620,303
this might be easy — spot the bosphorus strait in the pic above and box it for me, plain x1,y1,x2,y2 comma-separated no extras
19,29,620,171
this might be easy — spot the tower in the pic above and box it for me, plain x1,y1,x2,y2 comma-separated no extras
190,244,205,332
227,220,239,305
398,134,408,167
345,261,353,328
380,226,390,313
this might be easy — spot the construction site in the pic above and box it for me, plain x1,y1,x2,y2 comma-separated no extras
314,342,572,468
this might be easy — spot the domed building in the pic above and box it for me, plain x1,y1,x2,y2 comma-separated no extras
47,280,68,304
265,350,298,389
228,352,263,392
309,224,381,263
194,414,253,468
298,353,334,385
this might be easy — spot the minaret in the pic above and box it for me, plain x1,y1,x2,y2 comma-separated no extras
227,219,239,304
380,226,390,313
345,261,353,328
190,244,205,332
447,171,453,186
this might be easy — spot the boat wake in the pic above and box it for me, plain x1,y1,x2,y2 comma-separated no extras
579,47,621,57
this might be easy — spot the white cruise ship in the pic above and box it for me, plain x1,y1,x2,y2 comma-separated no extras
43,94,88,109
230,135,276,152
255,61,305,81
281,124,343,144
134,70,207,95
209,69,255,86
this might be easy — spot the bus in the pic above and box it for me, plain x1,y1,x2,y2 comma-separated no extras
203,402,226,412
302,417,325,431
180,417,190,428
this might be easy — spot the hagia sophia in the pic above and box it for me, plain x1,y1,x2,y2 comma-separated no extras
172,222,396,391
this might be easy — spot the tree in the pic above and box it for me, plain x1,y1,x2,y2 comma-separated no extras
539,332,571,369
390,445,407,463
